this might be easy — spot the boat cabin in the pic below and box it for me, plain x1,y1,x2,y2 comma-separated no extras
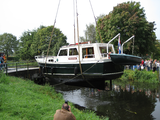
35,42,115,63
56,42,115,62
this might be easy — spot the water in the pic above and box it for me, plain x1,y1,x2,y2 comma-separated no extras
54,81,160,120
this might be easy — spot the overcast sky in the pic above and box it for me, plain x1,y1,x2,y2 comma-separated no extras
0,0,160,44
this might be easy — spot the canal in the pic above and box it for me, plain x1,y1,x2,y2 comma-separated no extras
54,81,160,120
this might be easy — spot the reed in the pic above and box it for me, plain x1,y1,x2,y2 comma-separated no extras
0,72,108,120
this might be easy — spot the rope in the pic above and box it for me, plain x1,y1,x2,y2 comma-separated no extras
52,61,99,87
89,0,103,43
75,0,84,79
45,0,61,68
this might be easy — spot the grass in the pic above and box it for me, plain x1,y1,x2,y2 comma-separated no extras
0,72,108,120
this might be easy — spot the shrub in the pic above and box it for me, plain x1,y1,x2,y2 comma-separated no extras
119,69,159,83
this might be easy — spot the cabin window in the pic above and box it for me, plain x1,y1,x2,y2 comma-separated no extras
99,46,113,57
109,46,113,53
99,47,107,57
59,49,68,56
69,48,78,56
82,47,95,58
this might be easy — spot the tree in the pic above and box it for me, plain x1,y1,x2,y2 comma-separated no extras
80,24,96,43
152,39,160,60
31,25,68,56
97,1,156,56
80,14,105,43
96,14,105,21
0,33,19,58
17,30,37,60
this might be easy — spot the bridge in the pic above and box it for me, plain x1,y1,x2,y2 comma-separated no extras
2,61,40,80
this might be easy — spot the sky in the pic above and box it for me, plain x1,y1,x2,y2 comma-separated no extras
0,0,160,44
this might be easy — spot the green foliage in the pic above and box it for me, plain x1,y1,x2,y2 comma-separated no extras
120,69,135,81
97,1,156,56
134,69,158,83
31,25,68,56
17,25,68,60
0,74,108,120
0,33,19,58
7,56,20,61
153,39,160,60
119,69,159,83
17,30,37,60
80,24,97,43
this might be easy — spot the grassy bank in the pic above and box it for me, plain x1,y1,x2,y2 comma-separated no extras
118,69,160,83
0,72,108,120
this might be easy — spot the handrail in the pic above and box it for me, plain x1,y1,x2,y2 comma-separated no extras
3,61,39,75
107,33,120,58
121,35,135,54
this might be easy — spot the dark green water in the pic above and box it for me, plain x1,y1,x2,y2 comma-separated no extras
54,81,160,120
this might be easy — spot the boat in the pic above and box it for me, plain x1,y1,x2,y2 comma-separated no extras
35,38,141,89
110,53,141,65
34,1,141,89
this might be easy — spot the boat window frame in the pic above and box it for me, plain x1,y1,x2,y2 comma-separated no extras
99,44,115,58
69,48,78,56
99,46,107,58
58,49,68,56
82,47,95,59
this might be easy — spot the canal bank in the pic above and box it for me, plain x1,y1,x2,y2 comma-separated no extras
0,72,108,120
54,81,160,120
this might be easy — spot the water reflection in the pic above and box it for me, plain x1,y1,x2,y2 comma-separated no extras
54,81,160,120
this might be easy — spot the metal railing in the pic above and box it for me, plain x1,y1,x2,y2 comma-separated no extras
2,61,39,74
121,35,135,54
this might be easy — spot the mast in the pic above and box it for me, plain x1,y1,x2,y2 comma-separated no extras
73,0,76,44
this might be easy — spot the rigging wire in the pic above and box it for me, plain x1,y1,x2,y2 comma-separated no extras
45,0,61,68
73,0,76,44
89,0,103,43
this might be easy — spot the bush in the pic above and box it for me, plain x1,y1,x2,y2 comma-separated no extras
7,56,20,61
119,69,159,83
134,69,158,83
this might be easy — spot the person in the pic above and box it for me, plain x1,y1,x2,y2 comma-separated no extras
0,55,4,70
137,64,141,71
147,60,151,71
53,103,76,120
152,60,156,73
144,59,147,70
141,59,144,66
156,60,159,71
2,54,6,68
150,59,153,71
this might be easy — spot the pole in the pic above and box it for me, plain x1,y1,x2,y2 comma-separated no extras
5,63,8,75
16,63,18,76
159,67,160,82
110,80,112,90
